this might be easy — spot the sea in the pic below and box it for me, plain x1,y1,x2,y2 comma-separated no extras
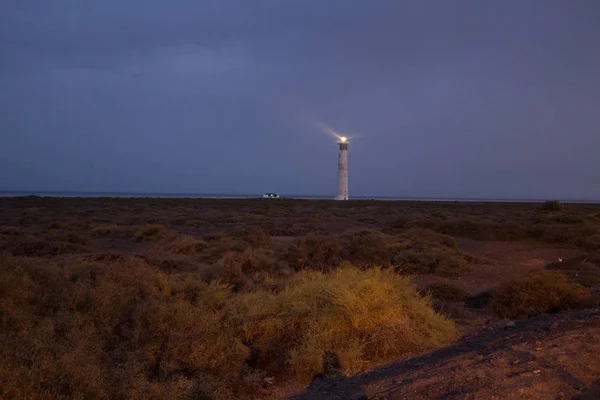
1,191,599,204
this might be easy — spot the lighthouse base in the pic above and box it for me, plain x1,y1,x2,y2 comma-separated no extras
335,195,348,201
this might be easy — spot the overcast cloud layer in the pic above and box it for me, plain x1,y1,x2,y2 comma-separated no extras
1,1,600,199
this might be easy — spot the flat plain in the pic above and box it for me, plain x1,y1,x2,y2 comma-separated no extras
1,197,600,399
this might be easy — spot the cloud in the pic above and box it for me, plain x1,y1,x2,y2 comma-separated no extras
1,0,600,198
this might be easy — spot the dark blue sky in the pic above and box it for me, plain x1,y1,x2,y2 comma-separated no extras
1,1,600,199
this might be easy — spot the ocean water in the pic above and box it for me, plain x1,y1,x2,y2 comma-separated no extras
1,191,599,204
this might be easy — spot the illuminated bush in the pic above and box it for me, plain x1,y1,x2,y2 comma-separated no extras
231,265,459,380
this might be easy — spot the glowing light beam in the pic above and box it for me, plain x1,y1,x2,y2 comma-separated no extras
315,121,357,143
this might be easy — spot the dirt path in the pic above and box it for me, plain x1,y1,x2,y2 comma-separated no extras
288,308,600,400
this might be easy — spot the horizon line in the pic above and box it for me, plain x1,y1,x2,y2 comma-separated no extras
1,190,599,204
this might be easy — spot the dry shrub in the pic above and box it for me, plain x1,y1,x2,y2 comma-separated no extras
428,218,528,242
9,236,86,257
266,224,322,237
492,270,591,319
542,200,563,211
424,283,469,302
40,229,90,246
0,254,248,400
400,228,459,249
152,258,204,274
339,229,389,267
0,226,22,236
184,219,213,228
134,225,169,242
63,231,90,246
144,280,250,393
164,235,208,255
285,235,342,271
199,236,247,264
227,228,272,248
230,266,458,381
173,214,212,228
212,249,290,290
0,254,456,396
536,224,598,248
0,256,119,399
390,229,476,277
82,251,129,264
432,255,475,277
199,230,272,264
91,224,137,238
221,212,267,224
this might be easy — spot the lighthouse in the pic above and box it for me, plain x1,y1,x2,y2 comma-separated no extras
335,136,349,200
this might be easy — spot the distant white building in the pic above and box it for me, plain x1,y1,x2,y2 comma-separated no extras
335,137,349,200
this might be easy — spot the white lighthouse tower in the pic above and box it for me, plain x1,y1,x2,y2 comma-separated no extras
335,136,349,200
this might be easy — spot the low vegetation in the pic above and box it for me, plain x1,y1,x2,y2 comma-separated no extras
285,235,343,271
133,224,170,242
390,229,478,277
2,196,600,398
211,248,290,291
0,256,457,399
491,270,591,319
339,229,389,267
234,266,458,380
542,200,563,211
91,224,137,238
163,235,208,255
